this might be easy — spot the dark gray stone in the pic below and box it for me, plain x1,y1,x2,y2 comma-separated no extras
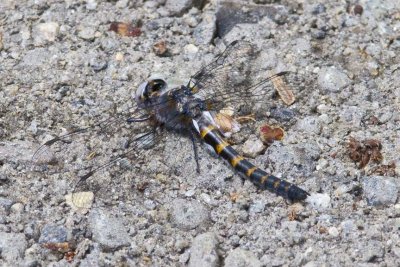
38,224,68,244
89,57,108,72
311,29,326,39
0,173,10,185
24,222,40,240
270,107,297,122
362,176,398,206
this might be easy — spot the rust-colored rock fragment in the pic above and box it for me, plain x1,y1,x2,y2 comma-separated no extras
260,124,285,144
272,75,295,105
109,22,141,37
348,137,382,168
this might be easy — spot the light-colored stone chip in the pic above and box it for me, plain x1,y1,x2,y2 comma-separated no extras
272,76,295,105
65,191,94,210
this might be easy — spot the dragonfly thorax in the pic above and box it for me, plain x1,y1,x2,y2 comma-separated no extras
136,79,205,131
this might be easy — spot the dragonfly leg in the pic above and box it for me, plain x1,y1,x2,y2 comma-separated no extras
126,115,152,123
190,131,201,173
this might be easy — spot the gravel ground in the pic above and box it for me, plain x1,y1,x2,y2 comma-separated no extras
1,0,400,266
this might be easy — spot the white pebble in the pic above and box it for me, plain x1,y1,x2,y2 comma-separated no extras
328,227,339,237
184,44,199,54
306,193,331,210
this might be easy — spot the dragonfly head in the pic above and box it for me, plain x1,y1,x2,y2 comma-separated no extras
136,78,167,106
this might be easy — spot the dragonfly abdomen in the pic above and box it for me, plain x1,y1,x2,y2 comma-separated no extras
198,124,309,201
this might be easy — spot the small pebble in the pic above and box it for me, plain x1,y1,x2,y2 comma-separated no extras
175,238,190,251
311,3,326,14
311,29,326,39
270,108,296,121
353,4,363,15
33,22,60,45
339,106,364,126
78,26,96,41
89,57,108,72
306,193,331,211
184,44,199,54
317,66,351,93
328,227,339,237
295,116,321,134
115,52,124,61
242,137,265,158
249,199,265,214
0,32,3,51
340,220,356,236
86,0,98,10
184,189,196,197
10,203,24,213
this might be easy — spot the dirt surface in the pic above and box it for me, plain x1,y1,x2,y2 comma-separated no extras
1,0,400,266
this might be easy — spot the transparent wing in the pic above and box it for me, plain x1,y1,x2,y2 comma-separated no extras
69,129,163,208
30,102,162,202
31,105,152,171
188,40,299,113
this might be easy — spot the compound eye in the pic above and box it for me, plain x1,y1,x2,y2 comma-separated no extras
146,79,166,95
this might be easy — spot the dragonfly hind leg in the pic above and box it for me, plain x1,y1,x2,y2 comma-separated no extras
190,131,201,173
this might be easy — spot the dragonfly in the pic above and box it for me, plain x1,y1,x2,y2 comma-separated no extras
32,40,309,203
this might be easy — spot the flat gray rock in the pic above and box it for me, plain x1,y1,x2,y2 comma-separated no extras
88,210,130,251
170,199,210,230
189,232,219,267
